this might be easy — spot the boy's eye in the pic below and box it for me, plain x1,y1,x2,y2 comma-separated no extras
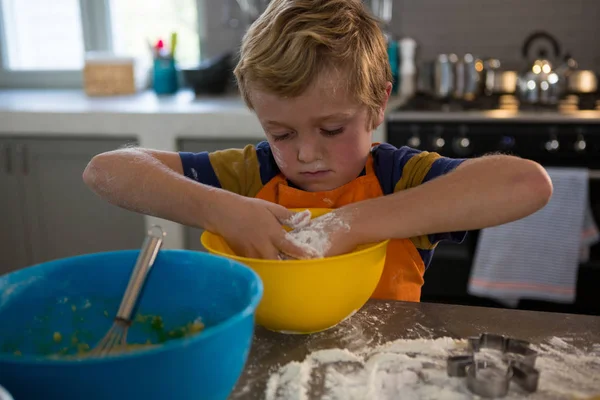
321,127,344,136
272,133,291,141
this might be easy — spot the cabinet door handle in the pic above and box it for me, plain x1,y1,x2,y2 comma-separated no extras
3,145,12,175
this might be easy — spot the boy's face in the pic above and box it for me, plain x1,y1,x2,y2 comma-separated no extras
251,73,389,192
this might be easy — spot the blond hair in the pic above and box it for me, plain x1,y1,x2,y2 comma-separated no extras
234,0,391,127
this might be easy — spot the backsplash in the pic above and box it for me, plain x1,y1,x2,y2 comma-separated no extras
201,0,600,72
392,0,600,71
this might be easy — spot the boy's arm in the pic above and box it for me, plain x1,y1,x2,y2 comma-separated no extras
83,148,232,233
83,147,307,259
349,154,552,245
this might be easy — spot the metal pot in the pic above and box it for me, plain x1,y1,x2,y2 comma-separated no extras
418,54,486,100
553,55,598,98
566,70,598,94
454,54,485,100
483,59,518,95
517,31,563,105
433,53,458,99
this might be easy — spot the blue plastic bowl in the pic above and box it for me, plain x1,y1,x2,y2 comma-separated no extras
0,250,263,400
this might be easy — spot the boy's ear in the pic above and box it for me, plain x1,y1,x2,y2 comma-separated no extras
373,82,393,130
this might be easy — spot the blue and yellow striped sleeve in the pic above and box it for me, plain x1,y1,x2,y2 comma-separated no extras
178,141,279,198
372,143,468,264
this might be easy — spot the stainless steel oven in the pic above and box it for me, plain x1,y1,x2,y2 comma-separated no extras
386,117,600,315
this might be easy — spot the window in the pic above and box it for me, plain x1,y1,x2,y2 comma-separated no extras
1,0,85,70
0,0,203,87
110,0,200,69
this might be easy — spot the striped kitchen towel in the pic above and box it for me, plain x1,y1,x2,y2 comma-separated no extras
468,167,592,307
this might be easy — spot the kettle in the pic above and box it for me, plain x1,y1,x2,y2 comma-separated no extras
517,31,562,105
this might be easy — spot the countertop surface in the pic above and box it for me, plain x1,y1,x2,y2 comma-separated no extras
231,300,600,399
0,89,251,115
0,89,268,141
3,89,599,123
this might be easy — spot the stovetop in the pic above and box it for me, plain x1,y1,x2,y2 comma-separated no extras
386,93,600,160
396,94,600,113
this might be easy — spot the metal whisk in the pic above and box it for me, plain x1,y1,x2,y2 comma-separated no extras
89,225,166,356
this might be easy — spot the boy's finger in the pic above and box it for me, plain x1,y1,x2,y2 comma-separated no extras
230,243,258,259
256,244,281,261
270,206,312,229
274,234,313,260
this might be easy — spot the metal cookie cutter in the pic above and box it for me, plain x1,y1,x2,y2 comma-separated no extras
466,361,513,398
510,360,540,393
468,333,538,367
447,333,541,398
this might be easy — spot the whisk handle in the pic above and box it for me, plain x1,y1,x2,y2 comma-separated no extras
116,225,165,321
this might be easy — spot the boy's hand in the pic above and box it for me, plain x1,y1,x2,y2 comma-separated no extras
211,196,311,260
285,208,361,259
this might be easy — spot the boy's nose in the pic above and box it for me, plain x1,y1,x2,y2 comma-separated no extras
297,142,321,164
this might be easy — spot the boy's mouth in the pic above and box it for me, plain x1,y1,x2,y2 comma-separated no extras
300,170,331,178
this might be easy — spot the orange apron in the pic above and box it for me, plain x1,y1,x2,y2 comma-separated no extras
255,155,426,302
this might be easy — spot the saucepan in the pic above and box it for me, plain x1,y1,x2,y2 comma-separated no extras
565,69,598,94
417,54,459,100
483,59,518,96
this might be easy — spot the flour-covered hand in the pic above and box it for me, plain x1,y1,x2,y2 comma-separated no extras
284,209,360,259
211,195,310,260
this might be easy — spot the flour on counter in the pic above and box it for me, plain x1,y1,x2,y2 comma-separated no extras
266,336,600,400
285,212,350,259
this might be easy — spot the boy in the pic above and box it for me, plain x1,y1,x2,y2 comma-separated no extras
83,0,552,302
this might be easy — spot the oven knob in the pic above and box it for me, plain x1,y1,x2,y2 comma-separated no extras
452,137,472,155
432,136,446,150
458,137,470,148
432,125,446,150
545,136,560,152
574,137,586,152
407,135,421,148
574,129,587,152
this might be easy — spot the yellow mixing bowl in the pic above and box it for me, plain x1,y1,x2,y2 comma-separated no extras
200,208,389,334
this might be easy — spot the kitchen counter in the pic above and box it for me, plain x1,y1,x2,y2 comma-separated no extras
0,89,388,142
232,300,600,399
0,89,268,145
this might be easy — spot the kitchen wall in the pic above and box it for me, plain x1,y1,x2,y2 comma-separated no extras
202,0,600,71
392,0,600,71
200,0,247,61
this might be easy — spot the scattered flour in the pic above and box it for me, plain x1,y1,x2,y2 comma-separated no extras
265,336,600,400
285,212,350,259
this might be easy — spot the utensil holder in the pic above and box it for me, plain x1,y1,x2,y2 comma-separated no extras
153,57,179,95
